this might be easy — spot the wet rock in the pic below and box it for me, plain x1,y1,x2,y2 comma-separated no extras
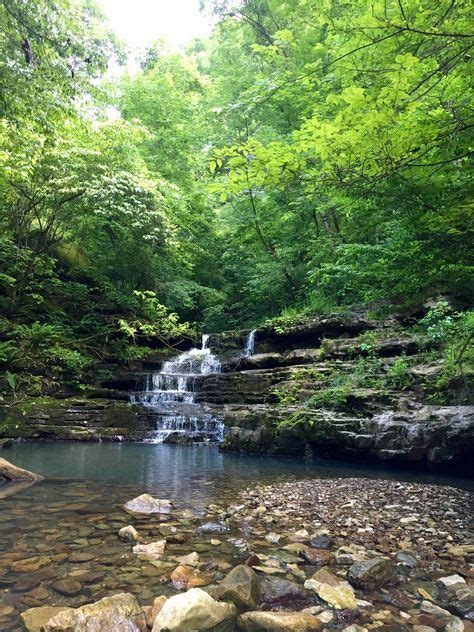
301,548,333,566
20,606,75,632
51,578,83,596
0,457,43,481
215,564,260,610
310,534,333,550
124,494,172,515
443,586,474,620
133,540,166,561
119,525,140,542
170,564,214,588
68,551,95,563
152,587,236,632
11,556,51,573
304,578,357,610
43,592,147,631
260,576,310,609
238,610,323,631
395,550,418,568
175,552,199,567
348,557,398,589
437,575,466,589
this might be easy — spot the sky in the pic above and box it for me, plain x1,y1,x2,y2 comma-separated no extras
97,0,215,51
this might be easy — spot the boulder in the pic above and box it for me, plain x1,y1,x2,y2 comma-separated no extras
124,494,172,514
215,564,260,610
152,587,236,632
43,593,147,631
20,606,75,632
348,557,398,590
0,457,43,482
119,525,140,542
238,610,323,631
395,550,418,568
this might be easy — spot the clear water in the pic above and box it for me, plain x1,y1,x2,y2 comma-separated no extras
0,443,472,630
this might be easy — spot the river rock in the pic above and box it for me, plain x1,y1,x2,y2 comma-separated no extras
145,596,168,629
170,564,214,588
301,548,333,565
51,578,83,596
304,579,357,610
309,534,333,550
395,550,418,568
0,457,43,481
238,610,323,631
119,525,140,542
437,575,466,589
152,587,236,631
133,540,166,561
20,606,75,632
175,551,199,567
348,557,398,589
11,556,51,573
198,522,230,533
215,564,260,609
260,576,310,609
43,592,147,631
124,494,172,514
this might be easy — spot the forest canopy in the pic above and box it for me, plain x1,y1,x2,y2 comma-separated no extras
0,0,472,392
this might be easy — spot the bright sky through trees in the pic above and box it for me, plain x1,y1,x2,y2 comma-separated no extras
97,0,214,49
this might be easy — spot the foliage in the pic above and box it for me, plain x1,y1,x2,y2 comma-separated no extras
0,0,472,394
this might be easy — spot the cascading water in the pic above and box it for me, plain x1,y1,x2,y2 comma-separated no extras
131,330,257,444
244,329,256,357
131,335,223,443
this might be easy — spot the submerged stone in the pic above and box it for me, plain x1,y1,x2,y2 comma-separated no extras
43,592,146,631
348,558,398,590
238,610,323,631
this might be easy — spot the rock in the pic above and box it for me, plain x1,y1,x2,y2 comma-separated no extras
0,457,43,481
145,596,167,629
260,576,310,609
238,610,323,631
309,534,333,550
395,550,418,568
11,556,51,573
133,540,166,561
68,551,95,563
0,604,14,616
175,552,199,567
291,529,310,542
123,494,172,514
304,579,357,610
20,607,75,632
301,548,333,565
43,593,147,631
51,578,83,596
348,557,398,589
310,567,340,586
215,564,260,610
119,525,140,542
265,532,281,544
170,564,214,588
444,586,474,620
437,575,466,589
152,587,236,631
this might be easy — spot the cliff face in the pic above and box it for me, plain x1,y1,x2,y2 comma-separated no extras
1,312,472,474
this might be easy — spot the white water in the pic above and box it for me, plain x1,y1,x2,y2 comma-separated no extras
131,331,256,443
244,329,257,357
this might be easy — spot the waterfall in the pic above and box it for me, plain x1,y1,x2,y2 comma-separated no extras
130,335,224,444
244,329,257,357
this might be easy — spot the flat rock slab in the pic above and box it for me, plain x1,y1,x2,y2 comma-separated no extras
238,610,323,632
20,607,75,632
